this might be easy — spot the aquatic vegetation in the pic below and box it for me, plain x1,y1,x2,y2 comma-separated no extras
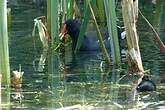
11,70,24,88
32,16,49,49
10,64,24,102
104,0,121,65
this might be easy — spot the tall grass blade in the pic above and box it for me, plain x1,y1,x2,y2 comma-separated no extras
67,0,74,19
104,0,121,65
47,0,51,35
51,0,59,45
0,74,1,105
47,0,59,46
0,0,10,85
0,0,10,107
95,0,105,25
74,0,92,53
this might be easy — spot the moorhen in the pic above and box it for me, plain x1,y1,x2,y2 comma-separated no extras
60,19,121,51
136,75,156,92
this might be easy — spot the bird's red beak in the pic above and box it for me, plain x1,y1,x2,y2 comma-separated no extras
59,24,68,41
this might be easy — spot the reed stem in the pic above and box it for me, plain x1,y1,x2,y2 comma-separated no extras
0,0,10,85
88,0,111,64
74,0,91,53
47,0,59,46
47,0,51,36
0,74,1,105
51,0,59,45
104,0,121,66
122,0,144,73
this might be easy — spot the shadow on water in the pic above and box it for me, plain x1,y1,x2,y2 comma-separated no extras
1,1,165,110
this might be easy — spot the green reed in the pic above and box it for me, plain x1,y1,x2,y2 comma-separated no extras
104,0,121,66
0,0,10,86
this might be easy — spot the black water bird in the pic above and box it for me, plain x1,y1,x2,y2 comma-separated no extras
60,19,122,51
136,75,156,92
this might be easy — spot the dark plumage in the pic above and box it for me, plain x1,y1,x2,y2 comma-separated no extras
60,19,121,51
136,75,156,92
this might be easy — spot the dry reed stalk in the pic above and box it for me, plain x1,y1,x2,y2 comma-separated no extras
122,0,144,73
33,16,50,49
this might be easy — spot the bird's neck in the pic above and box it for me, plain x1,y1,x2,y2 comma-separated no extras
70,30,80,50
71,36,78,50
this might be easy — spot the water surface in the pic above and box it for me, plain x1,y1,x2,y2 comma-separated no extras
1,1,165,110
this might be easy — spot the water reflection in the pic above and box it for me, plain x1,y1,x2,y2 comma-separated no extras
55,50,150,109
33,49,47,72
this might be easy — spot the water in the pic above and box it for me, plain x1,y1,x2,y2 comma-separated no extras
1,1,165,110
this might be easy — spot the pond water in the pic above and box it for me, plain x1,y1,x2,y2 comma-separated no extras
1,1,165,110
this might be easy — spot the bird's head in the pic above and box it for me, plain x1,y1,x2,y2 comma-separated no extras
59,19,80,41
